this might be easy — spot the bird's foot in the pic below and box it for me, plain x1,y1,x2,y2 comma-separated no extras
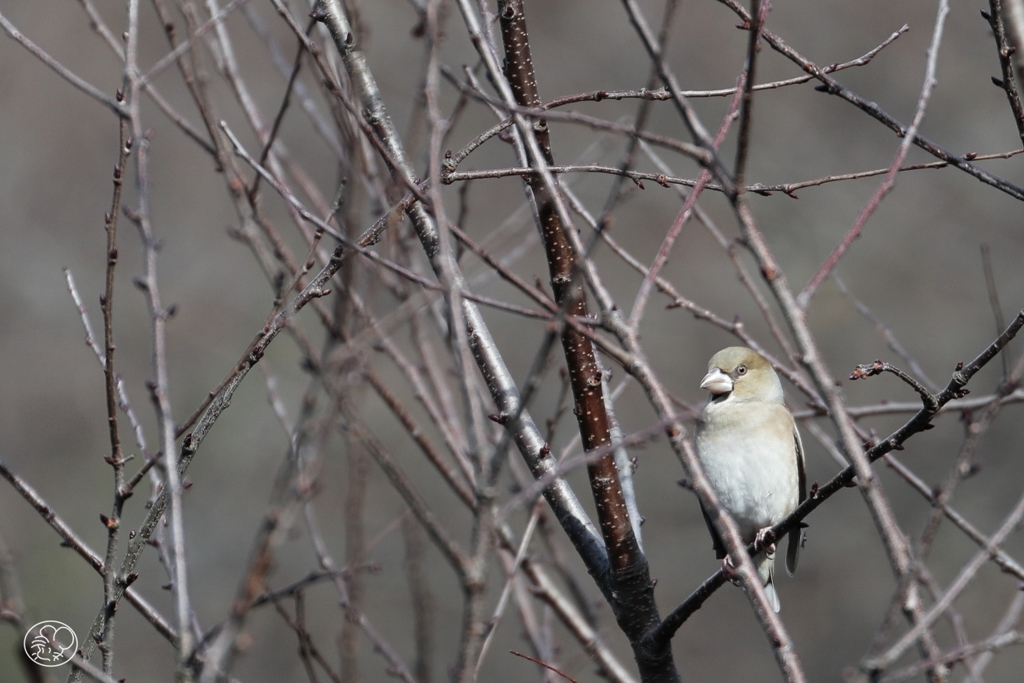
721,556,740,584
754,527,777,556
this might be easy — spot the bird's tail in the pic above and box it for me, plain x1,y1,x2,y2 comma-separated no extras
758,549,781,612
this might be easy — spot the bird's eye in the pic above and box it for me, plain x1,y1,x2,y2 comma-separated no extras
736,365,747,375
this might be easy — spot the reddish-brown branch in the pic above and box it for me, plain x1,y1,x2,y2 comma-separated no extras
497,0,637,575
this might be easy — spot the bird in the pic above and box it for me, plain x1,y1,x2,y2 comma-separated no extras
693,346,806,612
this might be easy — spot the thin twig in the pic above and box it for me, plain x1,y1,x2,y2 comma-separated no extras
980,244,1009,379
985,0,1024,145
0,460,175,643
863,488,1024,673
718,0,1024,202
798,0,950,307
138,0,252,88
0,10,126,116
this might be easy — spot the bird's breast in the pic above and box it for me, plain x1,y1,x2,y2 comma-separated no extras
695,403,799,539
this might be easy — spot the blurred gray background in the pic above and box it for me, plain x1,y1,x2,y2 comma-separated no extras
1,0,1023,681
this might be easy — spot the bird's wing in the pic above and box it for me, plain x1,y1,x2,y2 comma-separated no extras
699,502,727,560
786,422,806,576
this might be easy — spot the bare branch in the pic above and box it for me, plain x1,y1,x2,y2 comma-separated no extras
0,10,125,116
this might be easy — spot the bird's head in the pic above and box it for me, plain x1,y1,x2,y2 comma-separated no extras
700,346,784,404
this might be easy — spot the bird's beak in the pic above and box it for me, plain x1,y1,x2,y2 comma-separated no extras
700,368,733,395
